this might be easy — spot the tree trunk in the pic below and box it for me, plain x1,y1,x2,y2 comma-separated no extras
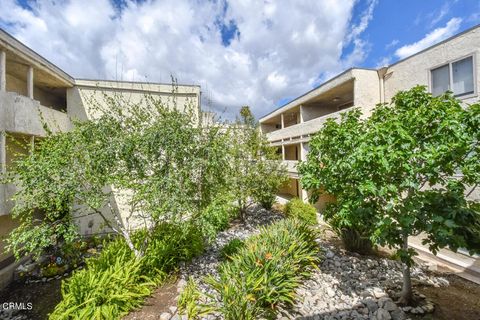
399,234,412,305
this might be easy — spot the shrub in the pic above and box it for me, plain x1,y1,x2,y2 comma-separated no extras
285,198,317,225
205,219,321,320
51,223,205,319
197,195,237,243
338,227,374,255
219,238,245,261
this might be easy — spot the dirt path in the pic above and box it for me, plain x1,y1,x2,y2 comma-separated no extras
416,274,480,320
124,279,179,320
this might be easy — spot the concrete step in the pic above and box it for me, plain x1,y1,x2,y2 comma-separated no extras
409,240,480,285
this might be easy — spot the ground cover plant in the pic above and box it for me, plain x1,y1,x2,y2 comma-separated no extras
184,218,321,320
50,222,204,319
299,86,480,304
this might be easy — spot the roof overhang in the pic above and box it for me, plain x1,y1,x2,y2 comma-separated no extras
0,28,74,87
260,68,361,123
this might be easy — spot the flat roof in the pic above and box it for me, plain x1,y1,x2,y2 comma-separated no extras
389,23,480,68
261,23,480,121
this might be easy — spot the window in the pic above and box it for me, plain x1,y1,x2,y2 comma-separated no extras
430,55,475,97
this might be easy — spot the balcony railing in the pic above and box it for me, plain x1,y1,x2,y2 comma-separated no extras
0,91,70,136
284,160,299,173
266,106,356,142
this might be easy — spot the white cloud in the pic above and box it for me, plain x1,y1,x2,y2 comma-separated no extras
385,39,399,50
0,0,375,119
395,17,462,60
375,56,391,68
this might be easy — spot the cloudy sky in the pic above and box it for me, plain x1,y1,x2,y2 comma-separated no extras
1,0,479,118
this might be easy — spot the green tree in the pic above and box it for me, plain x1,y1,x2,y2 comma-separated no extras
299,86,480,304
5,92,230,260
227,106,287,219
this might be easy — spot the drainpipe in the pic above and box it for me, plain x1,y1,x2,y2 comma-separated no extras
0,50,5,92
27,66,34,99
377,67,388,104
0,131,5,174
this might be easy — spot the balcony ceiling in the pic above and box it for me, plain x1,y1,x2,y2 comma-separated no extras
307,79,354,106
6,52,71,88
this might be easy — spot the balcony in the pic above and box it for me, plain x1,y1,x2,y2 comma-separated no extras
266,106,355,143
284,160,299,175
0,91,70,136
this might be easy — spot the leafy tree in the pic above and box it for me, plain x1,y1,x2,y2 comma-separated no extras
227,106,287,218
5,92,230,259
299,86,480,304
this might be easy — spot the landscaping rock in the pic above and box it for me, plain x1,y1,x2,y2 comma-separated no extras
159,312,171,320
390,309,407,320
375,308,392,320
170,206,449,320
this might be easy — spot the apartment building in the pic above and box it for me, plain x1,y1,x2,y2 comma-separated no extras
0,29,200,288
260,24,480,281
261,24,480,207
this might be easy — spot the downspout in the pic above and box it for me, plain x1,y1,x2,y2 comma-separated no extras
377,67,388,104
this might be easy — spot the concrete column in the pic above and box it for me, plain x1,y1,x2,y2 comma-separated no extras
299,105,304,123
0,50,6,92
281,144,285,161
0,132,6,174
27,66,34,99
280,113,285,129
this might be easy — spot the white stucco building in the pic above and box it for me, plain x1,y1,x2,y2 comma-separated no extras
260,24,480,281
0,29,201,288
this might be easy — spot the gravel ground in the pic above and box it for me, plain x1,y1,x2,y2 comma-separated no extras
163,208,449,320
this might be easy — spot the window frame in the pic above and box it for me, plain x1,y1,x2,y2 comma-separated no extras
429,53,477,99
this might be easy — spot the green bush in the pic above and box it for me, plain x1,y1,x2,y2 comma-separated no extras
50,223,205,319
205,219,321,320
285,198,317,225
198,195,237,243
338,227,374,255
219,238,245,260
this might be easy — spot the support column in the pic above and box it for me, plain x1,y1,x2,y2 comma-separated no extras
0,50,6,92
281,144,285,161
299,142,309,202
299,105,304,123
0,131,6,174
280,113,285,129
27,66,34,99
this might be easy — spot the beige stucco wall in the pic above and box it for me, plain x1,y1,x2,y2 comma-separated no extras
279,178,299,197
352,69,381,117
67,80,201,122
384,28,480,104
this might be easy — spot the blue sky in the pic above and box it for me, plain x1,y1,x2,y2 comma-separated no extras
1,0,479,118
